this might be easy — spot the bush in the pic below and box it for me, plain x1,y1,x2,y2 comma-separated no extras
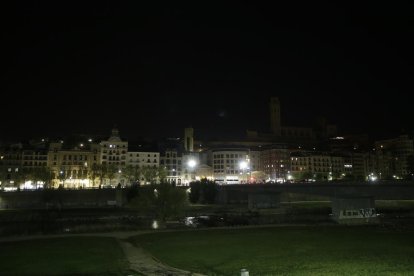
130,183,188,223
189,179,218,204
189,182,201,203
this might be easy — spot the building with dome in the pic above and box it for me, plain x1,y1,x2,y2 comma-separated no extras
100,128,128,168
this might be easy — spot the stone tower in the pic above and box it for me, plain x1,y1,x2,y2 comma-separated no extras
184,127,194,152
270,97,281,136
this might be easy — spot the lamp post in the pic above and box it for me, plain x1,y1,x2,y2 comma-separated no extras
239,161,248,184
187,159,197,185
117,169,122,188
59,170,65,188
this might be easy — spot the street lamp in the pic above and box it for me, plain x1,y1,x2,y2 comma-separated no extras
239,161,248,184
59,170,65,188
187,159,197,185
187,159,197,169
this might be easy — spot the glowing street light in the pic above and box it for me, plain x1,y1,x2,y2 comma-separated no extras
239,161,249,183
186,158,198,185
368,173,377,182
187,159,197,168
239,161,248,170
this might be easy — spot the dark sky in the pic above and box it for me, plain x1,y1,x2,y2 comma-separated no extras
2,4,414,141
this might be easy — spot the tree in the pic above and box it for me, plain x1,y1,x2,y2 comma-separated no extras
91,164,105,187
141,166,157,184
13,168,29,188
189,181,201,203
314,172,328,181
406,155,414,180
104,164,118,187
130,182,188,225
31,167,53,188
122,165,141,186
189,179,218,204
202,179,218,204
343,174,355,181
157,167,167,183
332,171,342,181
139,166,168,184
0,168,8,184
291,171,312,182
302,171,313,180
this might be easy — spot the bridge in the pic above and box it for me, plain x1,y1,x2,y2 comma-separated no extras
216,181,414,224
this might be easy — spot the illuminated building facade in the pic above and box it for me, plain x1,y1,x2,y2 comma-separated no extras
100,128,128,168
211,149,250,184
290,151,344,181
160,149,183,185
373,135,413,179
48,142,101,188
260,144,290,182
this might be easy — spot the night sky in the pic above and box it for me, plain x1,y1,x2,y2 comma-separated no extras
2,4,414,141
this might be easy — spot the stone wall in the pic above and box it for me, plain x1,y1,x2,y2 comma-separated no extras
0,189,125,209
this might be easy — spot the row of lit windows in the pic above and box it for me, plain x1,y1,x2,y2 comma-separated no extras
128,164,157,168
56,170,88,178
103,150,127,155
52,149,98,154
1,155,21,159
53,161,97,166
262,160,286,165
59,155,95,161
292,159,343,164
23,161,47,166
62,161,86,166
263,168,286,172
213,170,241,174
214,154,245,159
22,152,47,155
165,165,181,171
292,161,333,166
213,159,245,164
129,153,158,157
102,156,126,161
0,161,21,166
102,161,126,165
102,144,127,148
23,156,47,160
160,160,182,165
129,159,158,163
291,166,344,172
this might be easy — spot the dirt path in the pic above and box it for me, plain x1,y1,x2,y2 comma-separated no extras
119,239,203,276
0,231,205,276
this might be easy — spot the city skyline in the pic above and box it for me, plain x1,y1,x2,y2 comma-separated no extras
2,6,414,141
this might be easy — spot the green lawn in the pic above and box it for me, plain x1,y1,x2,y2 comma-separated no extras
131,226,414,275
0,237,130,275
376,200,414,210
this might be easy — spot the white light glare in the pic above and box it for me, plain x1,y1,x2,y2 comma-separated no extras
239,161,248,170
368,173,377,182
187,159,197,168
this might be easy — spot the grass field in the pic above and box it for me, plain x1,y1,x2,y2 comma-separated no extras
0,237,131,275
131,226,414,275
376,199,414,210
